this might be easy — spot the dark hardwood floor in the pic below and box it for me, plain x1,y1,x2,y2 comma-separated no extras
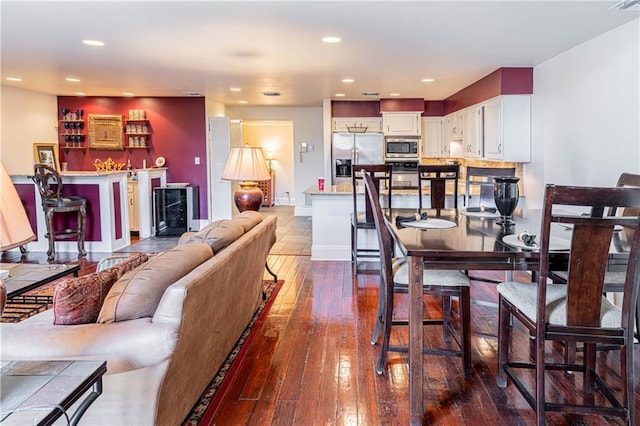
3,206,638,425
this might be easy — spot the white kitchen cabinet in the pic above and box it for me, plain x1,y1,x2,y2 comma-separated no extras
445,110,464,142
482,95,531,162
128,182,138,232
464,106,483,158
421,117,448,157
332,117,382,133
382,112,421,136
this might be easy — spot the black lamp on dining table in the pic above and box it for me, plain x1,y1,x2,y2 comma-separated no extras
221,145,271,212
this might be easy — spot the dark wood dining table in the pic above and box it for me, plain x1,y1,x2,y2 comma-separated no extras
385,207,631,425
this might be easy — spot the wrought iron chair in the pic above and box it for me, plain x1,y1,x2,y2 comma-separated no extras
31,163,87,261
362,170,472,377
496,184,640,425
350,164,392,275
417,164,459,211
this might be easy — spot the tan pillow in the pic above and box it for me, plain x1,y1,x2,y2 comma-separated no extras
53,269,118,325
97,243,213,323
184,220,244,252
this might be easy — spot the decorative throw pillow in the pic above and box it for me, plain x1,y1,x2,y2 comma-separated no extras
234,211,263,233
184,220,244,252
106,253,149,280
97,243,213,323
53,269,118,325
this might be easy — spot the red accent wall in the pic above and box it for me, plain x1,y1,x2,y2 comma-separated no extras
331,101,380,117
113,182,122,240
422,101,446,117
379,98,425,112
57,96,208,220
443,67,533,115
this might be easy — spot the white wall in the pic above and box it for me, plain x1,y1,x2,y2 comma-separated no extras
1,86,57,174
527,18,640,209
226,106,323,216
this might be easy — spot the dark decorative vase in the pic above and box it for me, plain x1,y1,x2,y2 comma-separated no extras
493,177,520,227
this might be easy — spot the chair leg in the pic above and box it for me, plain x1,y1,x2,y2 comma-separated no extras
583,342,596,393
535,331,546,426
77,205,87,258
624,342,636,426
497,296,510,388
371,271,384,345
376,284,394,375
460,287,472,377
442,295,452,343
45,208,55,261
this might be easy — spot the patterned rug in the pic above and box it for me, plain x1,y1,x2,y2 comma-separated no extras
183,279,284,425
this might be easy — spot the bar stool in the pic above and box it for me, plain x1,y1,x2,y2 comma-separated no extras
31,164,87,261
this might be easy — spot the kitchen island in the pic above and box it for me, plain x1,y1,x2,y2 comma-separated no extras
304,184,462,261
12,171,131,254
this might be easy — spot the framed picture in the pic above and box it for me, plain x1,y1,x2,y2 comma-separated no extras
88,114,124,150
33,142,60,171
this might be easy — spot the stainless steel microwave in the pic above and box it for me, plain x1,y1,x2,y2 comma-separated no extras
385,136,420,158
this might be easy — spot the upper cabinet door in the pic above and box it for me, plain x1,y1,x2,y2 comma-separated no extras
464,106,483,159
422,117,447,158
482,95,531,162
445,111,464,142
382,112,421,136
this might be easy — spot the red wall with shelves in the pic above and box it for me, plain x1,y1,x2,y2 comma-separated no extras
57,96,208,220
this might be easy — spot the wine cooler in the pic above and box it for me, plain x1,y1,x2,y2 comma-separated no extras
154,186,199,236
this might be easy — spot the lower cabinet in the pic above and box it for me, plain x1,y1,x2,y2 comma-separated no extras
128,182,138,232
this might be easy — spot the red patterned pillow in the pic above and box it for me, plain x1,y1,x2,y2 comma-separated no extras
53,269,118,325
106,253,149,280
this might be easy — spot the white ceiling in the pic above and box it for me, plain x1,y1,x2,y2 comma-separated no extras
1,1,638,107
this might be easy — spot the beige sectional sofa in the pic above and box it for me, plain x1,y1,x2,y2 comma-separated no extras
0,211,277,425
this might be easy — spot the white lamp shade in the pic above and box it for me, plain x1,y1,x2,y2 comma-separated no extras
1,160,36,251
221,146,271,182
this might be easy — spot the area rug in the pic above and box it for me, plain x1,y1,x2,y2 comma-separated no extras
182,279,284,425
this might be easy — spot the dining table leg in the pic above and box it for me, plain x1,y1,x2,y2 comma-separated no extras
408,255,424,425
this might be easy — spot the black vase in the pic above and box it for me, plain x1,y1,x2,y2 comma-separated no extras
493,177,520,226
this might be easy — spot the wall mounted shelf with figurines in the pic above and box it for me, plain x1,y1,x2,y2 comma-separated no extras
125,109,151,152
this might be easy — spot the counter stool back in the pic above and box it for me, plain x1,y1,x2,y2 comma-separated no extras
464,166,516,208
418,164,459,210
31,164,87,261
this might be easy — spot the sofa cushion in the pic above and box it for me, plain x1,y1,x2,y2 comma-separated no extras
97,243,213,323
234,211,264,233
53,269,118,325
182,220,244,252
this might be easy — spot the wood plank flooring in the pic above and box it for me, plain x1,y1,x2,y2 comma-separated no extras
3,206,638,425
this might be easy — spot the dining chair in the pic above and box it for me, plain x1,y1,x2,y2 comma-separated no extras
362,170,473,377
417,164,459,211
464,166,516,208
496,183,640,426
351,164,392,275
31,163,87,261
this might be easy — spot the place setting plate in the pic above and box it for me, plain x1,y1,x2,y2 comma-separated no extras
502,234,571,251
401,218,457,229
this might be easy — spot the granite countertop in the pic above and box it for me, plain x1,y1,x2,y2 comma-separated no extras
304,184,458,196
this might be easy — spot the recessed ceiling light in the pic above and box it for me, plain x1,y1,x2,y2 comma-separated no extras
263,91,281,97
322,36,341,43
65,77,81,82
390,93,401,97
123,92,135,97
421,78,435,83
230,87,242,92
335,93,346,97
239,100,248,104
342,78,354,83
82,40,104,46
74,92,86,96
6,77,22,82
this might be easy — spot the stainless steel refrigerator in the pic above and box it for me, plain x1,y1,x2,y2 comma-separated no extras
332,132,384,185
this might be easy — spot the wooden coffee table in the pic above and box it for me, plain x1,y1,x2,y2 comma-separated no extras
0,360,106,425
